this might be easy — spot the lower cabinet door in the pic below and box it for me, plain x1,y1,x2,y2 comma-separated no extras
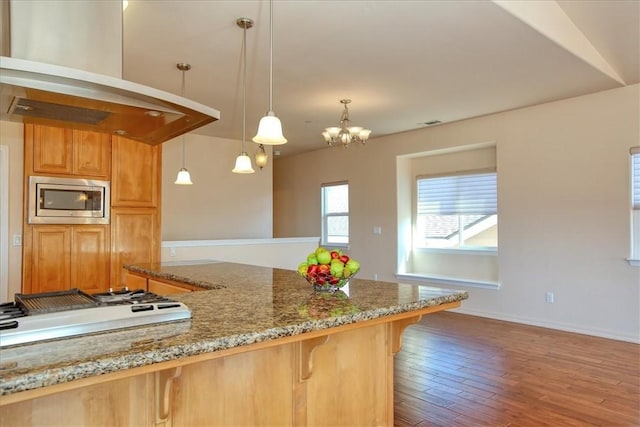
31,226,71,294
71,226,110,294
110,207,159,289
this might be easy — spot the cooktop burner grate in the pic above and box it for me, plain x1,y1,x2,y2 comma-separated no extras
15,289,99,314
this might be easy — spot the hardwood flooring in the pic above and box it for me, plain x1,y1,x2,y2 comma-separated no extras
394,312,640,427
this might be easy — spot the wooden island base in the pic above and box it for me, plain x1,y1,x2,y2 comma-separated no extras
0,302,459,426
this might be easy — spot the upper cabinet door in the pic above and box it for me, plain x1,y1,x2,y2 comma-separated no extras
111,136,160,207
73,130,111,178
27,125,111,178
31,125,74,174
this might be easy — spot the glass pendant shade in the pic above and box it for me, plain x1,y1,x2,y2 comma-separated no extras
255,144,268,170
175,168,193,185
232,152,255,174
253,112,287,145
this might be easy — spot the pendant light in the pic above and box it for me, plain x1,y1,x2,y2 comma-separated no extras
175,63,193,185
233,17,256,174
253,0,287,145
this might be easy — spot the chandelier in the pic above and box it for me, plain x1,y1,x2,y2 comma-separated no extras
322,99,371,147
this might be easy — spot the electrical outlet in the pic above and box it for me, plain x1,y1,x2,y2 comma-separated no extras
373,273,378,281
546,292,554,303
169,247,177,257
12,234,22,246
372,226,382,235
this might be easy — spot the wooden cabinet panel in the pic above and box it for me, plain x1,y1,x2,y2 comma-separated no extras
31,226,71,293
171,345,295,426
27,125,111,177
31,125,73,174
125,273,148,291
111,136,160,207
148,279,191,295
73,130,111,178
0,374,153,426
71,226,110,294
111,207,159,288
29,226,111,294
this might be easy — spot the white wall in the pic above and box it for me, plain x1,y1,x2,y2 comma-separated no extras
161,237,319,270
274,85,640,343
161,133,274,240
0,121,24,300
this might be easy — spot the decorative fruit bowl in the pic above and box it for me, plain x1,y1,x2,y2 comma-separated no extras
297,247,360,292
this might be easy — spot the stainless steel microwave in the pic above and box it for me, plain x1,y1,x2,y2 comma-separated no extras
28,176,110,224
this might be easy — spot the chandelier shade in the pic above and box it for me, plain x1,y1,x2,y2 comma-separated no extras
323,99,371,147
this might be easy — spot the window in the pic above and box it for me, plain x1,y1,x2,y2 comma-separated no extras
416,170,497,249
631,147,640,262
321,182,349,246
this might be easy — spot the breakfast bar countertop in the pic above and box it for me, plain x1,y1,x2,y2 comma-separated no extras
0,261,468,396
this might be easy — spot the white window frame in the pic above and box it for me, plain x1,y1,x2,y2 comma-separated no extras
415,168,497,252
630,147,640,266
321,181,349,247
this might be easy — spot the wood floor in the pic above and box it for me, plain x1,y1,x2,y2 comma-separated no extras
393,312,640,427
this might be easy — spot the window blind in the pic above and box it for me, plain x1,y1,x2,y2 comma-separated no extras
417,172,497,215
632,150,640,210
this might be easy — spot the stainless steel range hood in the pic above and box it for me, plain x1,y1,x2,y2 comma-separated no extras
0,1,220,145
0,56,220,145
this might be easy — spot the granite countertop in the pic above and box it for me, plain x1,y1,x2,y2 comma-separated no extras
0,262,468,397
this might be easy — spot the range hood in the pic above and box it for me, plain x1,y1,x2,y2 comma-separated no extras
0,56,220,145
0,1,219,145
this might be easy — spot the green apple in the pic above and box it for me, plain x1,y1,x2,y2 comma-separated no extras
298,262,308,276
307,253,318,265
346,259,360,273
330,262,344,277
316,249,332,265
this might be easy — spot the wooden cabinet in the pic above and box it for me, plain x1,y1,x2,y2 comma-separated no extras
30,226,71,293
110,207,159,289
22,126,162,295
27,124,111,178
0,315,426,426
28,225,110,294
70,226,110,295
124,273,197,294
124,273,148,291
111,136,160,207
148,279,192,295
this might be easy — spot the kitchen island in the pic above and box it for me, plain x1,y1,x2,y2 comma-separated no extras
0,261,468,426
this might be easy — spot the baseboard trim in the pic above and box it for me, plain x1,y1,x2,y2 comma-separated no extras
451,306,640,344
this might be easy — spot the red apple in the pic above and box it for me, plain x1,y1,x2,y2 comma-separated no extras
330,251,340,259
340,255,350,264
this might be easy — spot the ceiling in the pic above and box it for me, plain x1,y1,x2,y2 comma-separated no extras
121,0,639,157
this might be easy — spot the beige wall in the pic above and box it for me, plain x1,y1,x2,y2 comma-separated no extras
0,121,24,300
161,133,273,241
274,84,640,342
